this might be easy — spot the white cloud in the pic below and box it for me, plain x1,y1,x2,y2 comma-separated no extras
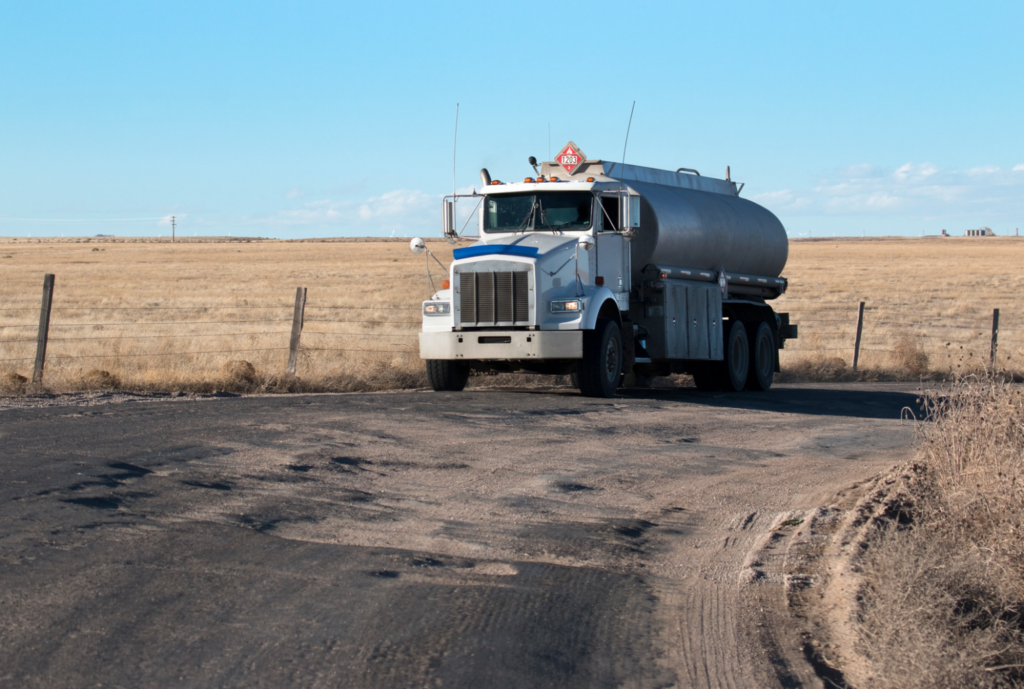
357,189,434,221
753,162,1024,227
967,165,1001,176
251,185,486,236
158,214,186,225
894,162,938,181
750,189,811,210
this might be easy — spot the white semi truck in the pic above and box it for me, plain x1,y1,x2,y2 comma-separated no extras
414,143,797,398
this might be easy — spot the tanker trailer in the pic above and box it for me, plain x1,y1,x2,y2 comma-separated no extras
415,143,798,397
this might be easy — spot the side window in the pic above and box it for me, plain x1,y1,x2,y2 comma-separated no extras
600,196,619,232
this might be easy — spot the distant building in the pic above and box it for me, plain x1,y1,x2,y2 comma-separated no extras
965,227,996,237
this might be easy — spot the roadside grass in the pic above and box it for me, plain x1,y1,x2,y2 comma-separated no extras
848,374,1024,688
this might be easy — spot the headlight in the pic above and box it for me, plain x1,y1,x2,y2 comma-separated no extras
423,302,450,316
550,299,583,313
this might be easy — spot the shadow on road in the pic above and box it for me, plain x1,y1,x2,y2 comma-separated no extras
625,385,927,420
492,384,926,421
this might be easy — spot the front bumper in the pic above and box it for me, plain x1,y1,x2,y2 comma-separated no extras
419,330,583,360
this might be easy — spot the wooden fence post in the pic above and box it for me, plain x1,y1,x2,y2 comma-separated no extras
990,308,1000,369
852,301,865,370
287,287,307,376
33,273,55,383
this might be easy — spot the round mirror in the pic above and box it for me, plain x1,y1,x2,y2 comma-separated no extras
410,237,426,254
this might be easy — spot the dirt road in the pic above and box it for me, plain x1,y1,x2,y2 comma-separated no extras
0,383,922,688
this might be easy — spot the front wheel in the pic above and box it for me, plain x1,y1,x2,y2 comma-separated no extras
425,360,470,392
577,319,622,398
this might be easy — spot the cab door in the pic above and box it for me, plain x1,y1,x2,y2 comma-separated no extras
597,193,631,296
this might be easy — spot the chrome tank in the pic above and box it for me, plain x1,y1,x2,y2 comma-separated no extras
627,181,788,278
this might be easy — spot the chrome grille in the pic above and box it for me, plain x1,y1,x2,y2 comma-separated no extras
496,272,513,322
460,272,476,322
459,270,530,326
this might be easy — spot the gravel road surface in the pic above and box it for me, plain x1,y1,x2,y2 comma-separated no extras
0,383,923,688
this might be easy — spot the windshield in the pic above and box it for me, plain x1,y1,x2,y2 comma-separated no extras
483,192,593,233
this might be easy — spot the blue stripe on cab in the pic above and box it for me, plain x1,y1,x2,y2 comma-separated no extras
452,245,539,260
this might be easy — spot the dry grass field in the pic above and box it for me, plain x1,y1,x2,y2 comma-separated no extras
1,235,1022,394
0,237,458,394
775,237,1024,381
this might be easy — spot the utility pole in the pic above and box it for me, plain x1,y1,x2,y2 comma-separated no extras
171,216,176,243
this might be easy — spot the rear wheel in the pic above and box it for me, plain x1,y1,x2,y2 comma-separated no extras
719,320,750,392
577,319,622,398
746,321,775,391
425,360,469,392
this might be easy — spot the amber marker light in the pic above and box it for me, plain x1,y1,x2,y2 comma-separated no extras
441,280,450,289
549,177,559,181
586,177,595,182
490,180,501,185
524,177,534,183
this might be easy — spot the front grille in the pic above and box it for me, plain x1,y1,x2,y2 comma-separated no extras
460,271,530,326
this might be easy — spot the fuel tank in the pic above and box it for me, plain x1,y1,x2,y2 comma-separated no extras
626,180,788,278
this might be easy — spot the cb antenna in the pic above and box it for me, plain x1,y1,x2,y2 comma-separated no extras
449,102,460,244
621,101,635,166
453,102,459,199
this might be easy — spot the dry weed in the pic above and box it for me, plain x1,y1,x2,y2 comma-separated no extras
851,375,1024,688
890,336,930,376
80,369,121,390
1,372,28,394
919,375,1024,577
856,522,1023,689
779,356,855,383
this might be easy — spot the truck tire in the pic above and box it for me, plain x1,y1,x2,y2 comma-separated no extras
720,319,750,392
425,360,469,392
577,319,622,398
746,321,775,391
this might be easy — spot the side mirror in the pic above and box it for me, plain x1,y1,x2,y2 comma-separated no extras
442,199,455,238
621,195,640,230
410,237,426,254
577,236,594,251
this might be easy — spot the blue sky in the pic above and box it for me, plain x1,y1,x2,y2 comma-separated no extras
1,1,1022,238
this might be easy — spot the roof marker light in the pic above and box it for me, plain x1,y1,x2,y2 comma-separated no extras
550,176,559,182
524,177,534,183
490,180,501,185
586,177,595,182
